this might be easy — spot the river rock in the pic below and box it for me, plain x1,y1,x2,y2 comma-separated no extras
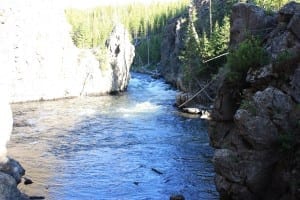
106,24,135,93
0,158,28,200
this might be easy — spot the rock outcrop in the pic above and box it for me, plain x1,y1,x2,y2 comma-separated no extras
0,0,134,103
159,15,187,90
209,2,300,200
0,158,28,200
106,24,135,93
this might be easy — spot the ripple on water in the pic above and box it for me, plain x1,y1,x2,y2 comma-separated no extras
9,73,218,200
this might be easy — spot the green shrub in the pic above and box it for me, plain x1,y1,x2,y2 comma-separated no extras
225,37,269,83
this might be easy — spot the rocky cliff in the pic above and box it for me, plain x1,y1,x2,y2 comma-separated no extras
209,2,300,200
159,15,187,90
0,0,134,103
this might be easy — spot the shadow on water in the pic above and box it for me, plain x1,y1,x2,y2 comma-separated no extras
9,73,218,200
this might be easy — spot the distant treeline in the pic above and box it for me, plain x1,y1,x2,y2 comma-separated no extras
65,0,189,66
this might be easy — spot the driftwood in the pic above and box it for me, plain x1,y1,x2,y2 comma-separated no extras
178,79,215,108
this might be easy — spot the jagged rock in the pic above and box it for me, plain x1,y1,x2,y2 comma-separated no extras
106,24,135,93
230,3,276,47
213,149,243,183
253,86,293,117
234,109,279,150
0,158,28,200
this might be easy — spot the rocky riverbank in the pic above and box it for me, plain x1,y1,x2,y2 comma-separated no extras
209,2,300,199
0,159,28,200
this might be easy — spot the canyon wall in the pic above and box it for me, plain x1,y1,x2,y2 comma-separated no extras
209,2,300,199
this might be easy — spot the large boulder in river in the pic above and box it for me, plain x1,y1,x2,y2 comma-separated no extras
106,24,135,93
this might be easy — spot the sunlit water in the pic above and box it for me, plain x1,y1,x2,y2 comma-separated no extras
9,73,218,200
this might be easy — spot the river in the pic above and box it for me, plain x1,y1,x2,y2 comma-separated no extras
8,73,218,200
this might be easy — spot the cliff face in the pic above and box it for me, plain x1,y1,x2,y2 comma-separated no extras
159,15,187,90
0,0,134,103
209,2,300,200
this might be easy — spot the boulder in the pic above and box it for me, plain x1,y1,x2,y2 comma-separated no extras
230,3,276,46
106,24,135,93
0,158,28,200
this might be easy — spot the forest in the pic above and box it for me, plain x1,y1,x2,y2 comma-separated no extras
65,0,297,87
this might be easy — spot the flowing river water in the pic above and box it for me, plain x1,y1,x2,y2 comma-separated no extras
8,73,218,200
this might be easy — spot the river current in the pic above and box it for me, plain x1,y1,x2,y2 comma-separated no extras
9,73,218,200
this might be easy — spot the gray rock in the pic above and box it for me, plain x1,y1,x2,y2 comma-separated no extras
160,16,187,89
234,109,279,150
213,149,244,183
0,172,27,200
253,86,293,117
230,3,275,47
0,158,28,200
0,158,25,184
106,24,135,93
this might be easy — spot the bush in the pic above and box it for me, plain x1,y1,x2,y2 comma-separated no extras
226,37,269,80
